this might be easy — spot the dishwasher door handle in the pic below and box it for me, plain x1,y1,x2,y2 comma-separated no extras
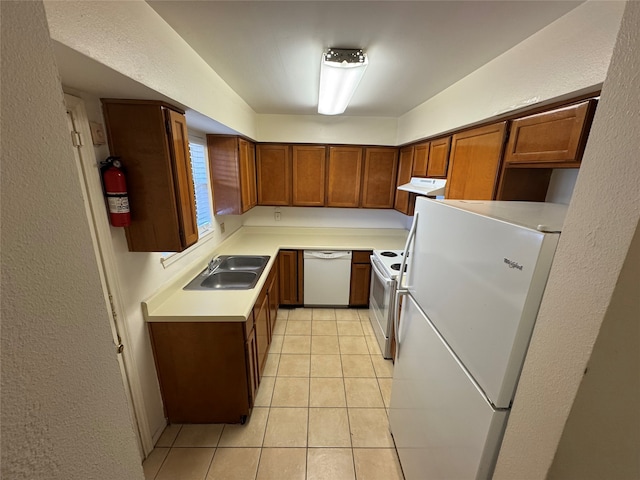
303,250,352,260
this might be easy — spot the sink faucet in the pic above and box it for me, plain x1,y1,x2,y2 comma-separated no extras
207,257,222,274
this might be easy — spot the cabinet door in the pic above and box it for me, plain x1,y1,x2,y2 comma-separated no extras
245,325,259,406
445,122,507,200
349,263,371,307
257,144,291,206
412,143,429,177
278,250,302,305
267,265,279,334
504,100,593,165
349,250,373,307
239,139,257,212
254,293,269,376
149,322,249,423
208,135,243,215
292,146,326,206
361,147,399,209
394,146,414,214
427,137,451,178
166,109,199,248
101,100,196,252
326,147,363,207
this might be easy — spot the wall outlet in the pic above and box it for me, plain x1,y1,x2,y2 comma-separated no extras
220,222,225,234
274,208,281,221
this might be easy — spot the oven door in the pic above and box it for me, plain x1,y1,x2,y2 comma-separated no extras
369,256,396,359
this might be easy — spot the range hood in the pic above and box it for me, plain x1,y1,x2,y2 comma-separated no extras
397,177,447,197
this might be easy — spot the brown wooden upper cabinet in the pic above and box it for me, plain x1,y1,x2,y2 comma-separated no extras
361,147,399,209
326,146,363,207
207,135,257,215
394,146,415,215
504,100,595,166
242,141,258,209
445,122,508,200
411,143,429,177
101,99,198,252
292,145,326,206
427,137,451,177
256,144,291,206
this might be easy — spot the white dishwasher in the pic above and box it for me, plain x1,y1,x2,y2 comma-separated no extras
303,250,352,306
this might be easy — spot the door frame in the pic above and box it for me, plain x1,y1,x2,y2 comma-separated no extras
65,94,153,457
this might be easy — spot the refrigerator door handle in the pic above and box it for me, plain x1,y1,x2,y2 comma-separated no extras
397,211,418,293
394,289,409,359
394,212,419,359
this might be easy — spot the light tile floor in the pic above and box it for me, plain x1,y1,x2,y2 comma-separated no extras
143,308,404,480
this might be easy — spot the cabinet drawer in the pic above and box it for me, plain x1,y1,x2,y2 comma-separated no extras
352,250,372,264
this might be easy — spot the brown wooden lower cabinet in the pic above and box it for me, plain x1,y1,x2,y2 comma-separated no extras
349,250,372,307
278,249,303,306
245,324,259,406
267,263,279,333
254,292,269,377
149,320,255,424
149,262,281,424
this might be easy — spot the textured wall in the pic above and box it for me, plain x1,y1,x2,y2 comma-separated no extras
548,224,640,479
397,1,625,144
494,1,640,477
44,0,256,137
255,113,398,145
1,2,143,479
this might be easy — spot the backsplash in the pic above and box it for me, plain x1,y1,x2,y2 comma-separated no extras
241,206,409,229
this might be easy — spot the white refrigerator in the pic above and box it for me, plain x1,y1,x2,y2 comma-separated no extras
389,198,568,480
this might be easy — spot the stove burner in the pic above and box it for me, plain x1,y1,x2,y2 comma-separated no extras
380,251,398,257
390,263,407,272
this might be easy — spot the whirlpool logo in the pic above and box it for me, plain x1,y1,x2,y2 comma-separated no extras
504,258,524,271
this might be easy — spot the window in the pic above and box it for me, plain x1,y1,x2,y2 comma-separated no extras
188,138,213,236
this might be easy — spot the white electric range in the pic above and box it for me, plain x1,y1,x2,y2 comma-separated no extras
369,250,407,359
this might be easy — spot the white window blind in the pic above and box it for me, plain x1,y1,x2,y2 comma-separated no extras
188,140,213,235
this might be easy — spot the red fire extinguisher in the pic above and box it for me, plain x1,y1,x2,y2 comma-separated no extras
101,157,131,227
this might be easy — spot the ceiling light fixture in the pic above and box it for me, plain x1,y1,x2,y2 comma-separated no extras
318,48,368,115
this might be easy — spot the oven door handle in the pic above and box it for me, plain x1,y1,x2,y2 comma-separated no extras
370,256,394,286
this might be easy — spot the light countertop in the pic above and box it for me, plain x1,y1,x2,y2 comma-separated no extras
143,226,408,322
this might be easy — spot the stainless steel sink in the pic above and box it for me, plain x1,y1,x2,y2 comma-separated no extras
217,255,269,271
200,271,258,289
183,255,270,290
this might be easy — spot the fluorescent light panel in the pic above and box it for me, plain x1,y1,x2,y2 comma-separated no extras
318,48,368,115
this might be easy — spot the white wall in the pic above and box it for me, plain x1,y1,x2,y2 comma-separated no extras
547,224,640,479
545,169,580,205
397,1,625,144
255,114,398,145
43,0,256,138
1,2,143,479
494,1,640,477
243,206,409,229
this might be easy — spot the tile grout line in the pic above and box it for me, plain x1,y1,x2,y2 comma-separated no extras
152,424,182,480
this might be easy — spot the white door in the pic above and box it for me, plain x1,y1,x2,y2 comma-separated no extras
389,295,508,480
407,199,560,407
65,95,151,457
